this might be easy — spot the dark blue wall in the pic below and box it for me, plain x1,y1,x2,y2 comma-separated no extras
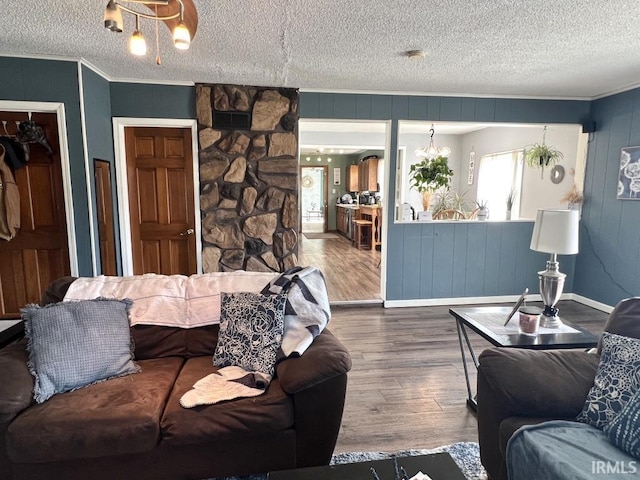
81,65,121,274
300,92,592,301
5,56,634,306
0,57,93,276
110,82,195,118
574,89,640,306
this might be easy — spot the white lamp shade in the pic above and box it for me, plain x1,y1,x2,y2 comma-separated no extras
129,30,147,56
530,209,579,255
173,22,191,50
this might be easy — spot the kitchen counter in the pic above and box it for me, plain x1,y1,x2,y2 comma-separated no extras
336,204,360,209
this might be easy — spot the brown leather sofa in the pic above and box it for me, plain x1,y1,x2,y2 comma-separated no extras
477,298,640,480
0,277,352,480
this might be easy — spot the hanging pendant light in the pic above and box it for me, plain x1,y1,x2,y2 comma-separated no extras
416,125,451,159
129,16,147,56
104,0,123,32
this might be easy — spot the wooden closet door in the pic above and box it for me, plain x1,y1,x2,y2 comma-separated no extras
0,111,70,318
125,126,197,275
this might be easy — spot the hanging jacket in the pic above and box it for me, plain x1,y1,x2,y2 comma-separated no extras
0,146,20,241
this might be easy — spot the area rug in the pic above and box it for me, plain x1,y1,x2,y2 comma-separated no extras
304,232,340,239
213,442,486,480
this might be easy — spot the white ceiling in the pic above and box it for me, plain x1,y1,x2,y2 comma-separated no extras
3,1,640,99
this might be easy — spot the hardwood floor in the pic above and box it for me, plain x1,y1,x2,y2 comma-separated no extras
298,233,381,303
328,301,610,453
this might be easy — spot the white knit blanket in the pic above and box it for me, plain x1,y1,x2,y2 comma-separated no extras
179,366,270,408
63,272,278,328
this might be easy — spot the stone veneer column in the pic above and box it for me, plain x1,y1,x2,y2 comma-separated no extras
196,84,299,272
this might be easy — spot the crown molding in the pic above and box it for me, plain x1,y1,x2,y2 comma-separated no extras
299,87,592,102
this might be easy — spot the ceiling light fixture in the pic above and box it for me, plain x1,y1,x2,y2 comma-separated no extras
416,124,451,159
129,15,147,56
104,0,193,59
406,49,427,61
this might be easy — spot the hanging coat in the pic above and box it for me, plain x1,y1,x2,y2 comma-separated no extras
0,146,20,241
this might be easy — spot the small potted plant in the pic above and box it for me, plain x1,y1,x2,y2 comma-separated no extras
560,184,584,210
506,189,517,220
476,200,489,221
409,156,454,211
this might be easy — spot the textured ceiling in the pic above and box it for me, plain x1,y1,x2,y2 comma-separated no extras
3,0,640,99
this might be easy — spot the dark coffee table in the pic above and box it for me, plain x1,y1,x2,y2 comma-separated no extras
0,319,24,349
450,306,599,411
268,452,466,479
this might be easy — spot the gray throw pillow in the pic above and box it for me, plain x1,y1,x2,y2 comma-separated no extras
213,292,286,377
577,332,640,429
22,298,140,403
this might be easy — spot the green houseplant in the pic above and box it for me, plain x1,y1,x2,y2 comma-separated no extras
409,155,454,210
524,143,564,168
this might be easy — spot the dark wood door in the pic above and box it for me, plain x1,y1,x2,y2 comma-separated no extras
0,111,70,318
94,159,117,276
125,126,196,275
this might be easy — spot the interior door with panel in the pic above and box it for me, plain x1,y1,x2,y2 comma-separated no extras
94,159,118,275
125,126,196,275
0,111,70,318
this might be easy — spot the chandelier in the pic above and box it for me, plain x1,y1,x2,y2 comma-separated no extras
415,124,451,159
104,0,194,60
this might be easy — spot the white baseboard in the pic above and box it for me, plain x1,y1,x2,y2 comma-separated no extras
331,299,384,307
568,294,614,313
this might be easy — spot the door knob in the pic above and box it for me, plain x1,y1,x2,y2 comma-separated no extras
180,228,194,236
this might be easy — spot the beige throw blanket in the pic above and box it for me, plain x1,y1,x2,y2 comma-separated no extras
63,272,278,328
180,366,271,408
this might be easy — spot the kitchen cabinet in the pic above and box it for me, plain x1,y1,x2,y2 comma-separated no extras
336,205,357,240
358,157,379,192
346,165,359,192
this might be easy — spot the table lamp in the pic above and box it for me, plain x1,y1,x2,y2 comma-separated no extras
529,209,579,328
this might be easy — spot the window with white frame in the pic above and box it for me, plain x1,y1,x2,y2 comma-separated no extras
476,150,523,220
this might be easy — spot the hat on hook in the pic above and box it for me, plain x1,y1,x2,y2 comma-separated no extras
16,121,53,155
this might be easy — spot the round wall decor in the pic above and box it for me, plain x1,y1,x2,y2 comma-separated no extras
302,175,314,189
550,164,565,184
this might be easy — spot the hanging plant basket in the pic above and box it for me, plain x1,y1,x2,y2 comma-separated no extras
525,143,564,168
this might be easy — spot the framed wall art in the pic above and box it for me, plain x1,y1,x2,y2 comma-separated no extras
618,146,640,200
333,167,341,185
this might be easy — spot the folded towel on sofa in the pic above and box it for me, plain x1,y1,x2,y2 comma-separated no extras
179,366,270,408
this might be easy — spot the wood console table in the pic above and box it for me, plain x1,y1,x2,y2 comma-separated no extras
357,205,382,249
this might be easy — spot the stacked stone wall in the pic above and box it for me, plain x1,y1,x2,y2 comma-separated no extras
196,84,299,272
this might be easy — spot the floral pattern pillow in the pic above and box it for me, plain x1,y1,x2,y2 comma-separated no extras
577,332,640,429
213,292,286,377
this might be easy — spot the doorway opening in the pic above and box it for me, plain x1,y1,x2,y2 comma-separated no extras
298,119,390,304
300,166,327,234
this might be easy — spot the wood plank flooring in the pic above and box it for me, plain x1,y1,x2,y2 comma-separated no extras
328,301,610,453
298,233,381,302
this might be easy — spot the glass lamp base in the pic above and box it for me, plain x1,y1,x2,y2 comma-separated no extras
540,313,563,328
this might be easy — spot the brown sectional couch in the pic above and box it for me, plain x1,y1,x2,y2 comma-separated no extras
0,277,352,480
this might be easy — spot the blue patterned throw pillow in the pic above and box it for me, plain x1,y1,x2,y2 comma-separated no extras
577,332,640,429
213,292,286,377
22,298,140,403
604,388,640,458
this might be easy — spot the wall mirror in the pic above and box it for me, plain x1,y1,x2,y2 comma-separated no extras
395,121,588,223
